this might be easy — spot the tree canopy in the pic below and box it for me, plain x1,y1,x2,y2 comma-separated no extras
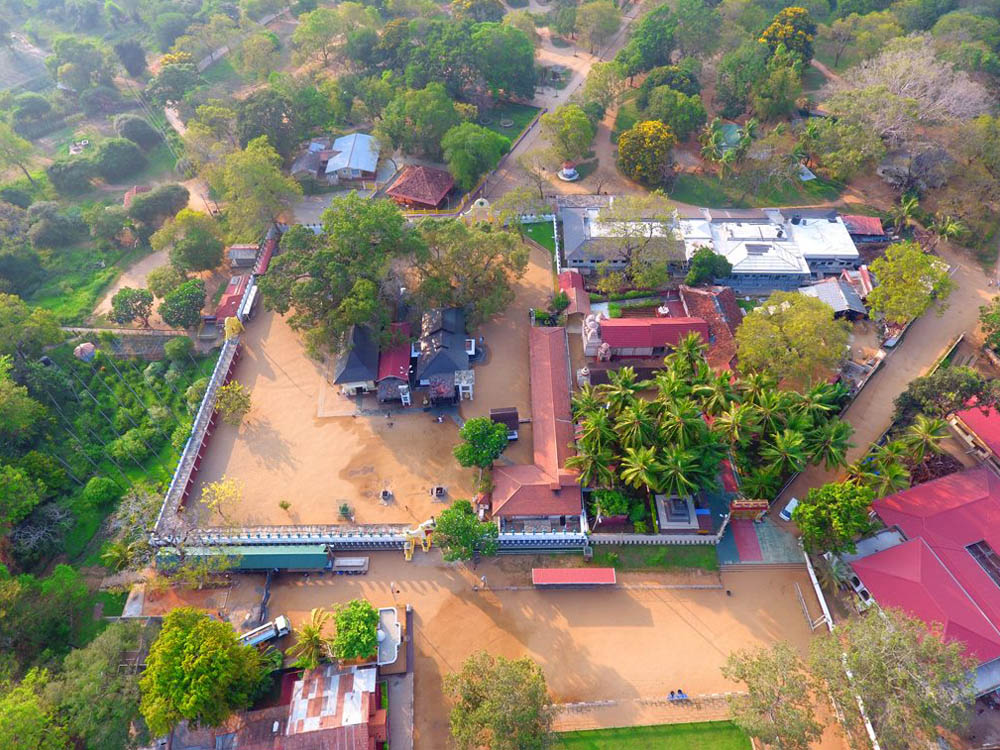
684,246,732,286
330,599,379,661
541,105,596,165
139,607,267,736
152,209,224,273
793,481,874,553
617,120,677,186
434,500,499,561
445,651,553,750
867,240,954,323
736,291,851,388
441,123,510,192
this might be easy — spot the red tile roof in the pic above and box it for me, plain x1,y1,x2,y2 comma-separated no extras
213,275,250,320
492,327,581,518
558,270,590,316
954,403,1000,458
679,285,743,370
377,322,411,382
122,184,150,208
532,567,616,585
859,467,1000,663
254,235,278,275
598,317,709,349
386,165,454,208
841,214,886,237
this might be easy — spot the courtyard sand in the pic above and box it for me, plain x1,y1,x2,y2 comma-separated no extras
189,309,475,527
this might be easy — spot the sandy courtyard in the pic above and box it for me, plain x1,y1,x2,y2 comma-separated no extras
190,310,475,527
252,554,836,749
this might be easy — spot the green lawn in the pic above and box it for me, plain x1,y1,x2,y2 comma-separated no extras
556,721,750,749
591,544,719,571
523,220,556,254
481,102,541,142
611,100,641,143
669,173,844,208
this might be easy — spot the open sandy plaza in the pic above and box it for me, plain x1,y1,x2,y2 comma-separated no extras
138,551,844,749
188,242,555,527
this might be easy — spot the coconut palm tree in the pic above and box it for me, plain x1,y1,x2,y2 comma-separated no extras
932,214,965,243
815,556,849,591
658,446,700,497
660,398,706,449
695,371,737,416
577,409,616,453
566,444,616,488
791,384,837,423
845,458,877,486
874,439,910,467
666,332,708,379
699,117,726,162
740,466,781,500
890,194,919,233
805,419,854,471
615,400,659,451
288,608,333,670
902,414,949,464
739,372,775,407
101,540,133,571
652,366,692,403
600,366,645,416
752,389,787,438
868,459,911,497
571,383,603,417
761,429,808,476
619,445,664,495
713,402,759,446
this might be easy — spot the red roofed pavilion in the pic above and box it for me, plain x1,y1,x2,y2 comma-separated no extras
597,317,709,352
386,165,454,209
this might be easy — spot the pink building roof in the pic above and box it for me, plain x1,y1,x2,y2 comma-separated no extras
254,235,278,275
955,403,1000,458
532,567,616,585
857,467,1000,663
599,317,709,349
376,322,411,382
841,214,886,237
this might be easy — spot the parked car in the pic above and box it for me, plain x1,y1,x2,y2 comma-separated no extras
779,497,800,522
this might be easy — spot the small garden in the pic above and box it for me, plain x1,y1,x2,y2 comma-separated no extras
590,544,719,571
570,333,853,535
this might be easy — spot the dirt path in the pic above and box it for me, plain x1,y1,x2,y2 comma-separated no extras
774,240,996,516
484,2,645,200
91,248,170,326
810,58,841,84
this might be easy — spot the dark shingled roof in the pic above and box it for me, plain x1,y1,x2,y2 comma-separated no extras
415,308,468,380
386,165,454,207
333,326,379,384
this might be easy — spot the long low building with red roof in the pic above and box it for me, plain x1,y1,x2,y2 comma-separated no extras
582,314,710,359
490,326,582,530
847,466,1000,694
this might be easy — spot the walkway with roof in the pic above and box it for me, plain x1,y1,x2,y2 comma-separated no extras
717,518,803,565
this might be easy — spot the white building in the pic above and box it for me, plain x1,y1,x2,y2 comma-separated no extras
558,197,860,292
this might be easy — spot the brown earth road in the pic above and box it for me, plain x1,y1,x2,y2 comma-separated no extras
774,240,997,521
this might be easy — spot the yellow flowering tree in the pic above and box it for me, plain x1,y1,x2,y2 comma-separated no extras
759,7,816,62
616,120,677,186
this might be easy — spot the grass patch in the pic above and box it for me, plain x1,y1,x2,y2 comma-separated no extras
611,100,640,143
551,35,572,48
523,220,556,254
800,63,828,93
669,173,736,207
591,544,719,571
481,101,540,141
574,159,598,181
75,590,128,645
132,141,178,182
556,721,749,749
200,56,244,85
669,172,844,209
736,297,761,312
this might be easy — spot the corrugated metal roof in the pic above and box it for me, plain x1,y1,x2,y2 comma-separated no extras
156,545,330,571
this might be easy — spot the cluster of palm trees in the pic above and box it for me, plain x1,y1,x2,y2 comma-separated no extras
700,117,759,178
287,607,334,670
567,333,854,520
845,414,952,497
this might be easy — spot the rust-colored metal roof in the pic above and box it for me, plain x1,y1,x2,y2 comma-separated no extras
376,322,411,382
599,317,709,349
557,270,590,316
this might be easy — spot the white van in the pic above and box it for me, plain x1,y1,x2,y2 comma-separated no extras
779,497,800,522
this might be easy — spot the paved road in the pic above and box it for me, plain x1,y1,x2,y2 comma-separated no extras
774,241,996,516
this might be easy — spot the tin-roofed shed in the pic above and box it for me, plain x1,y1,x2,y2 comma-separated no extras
156,544,332,571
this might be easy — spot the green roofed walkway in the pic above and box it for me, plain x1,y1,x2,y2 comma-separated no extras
156,544,331,571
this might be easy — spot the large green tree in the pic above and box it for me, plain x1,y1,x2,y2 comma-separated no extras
0,122,37,186
0,671,70,750
235,89,297,158
685,246,732,285
151,209,224,273
722,643,823,750
110,287,154,327
810,608,975,750
735,291,850,387
541,104,596,164
415,219,529,326
0,355,47,451
46,622,145,750
793,481,874,553
867,241,954,323
158,279,206,329
212,137,302,242
893,365,996,422
615,4,677,76
471,23,537,100
644,86,707,141
257,195,422,354
330,599,379,661
453,416,509,483
139,607,267,736
0,294,62,359
445,651,553,750
575,0,621,53
442,124,510,192
434,499,499,561
377,83,461,159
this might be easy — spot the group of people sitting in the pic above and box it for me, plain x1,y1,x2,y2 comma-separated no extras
668,690,689,702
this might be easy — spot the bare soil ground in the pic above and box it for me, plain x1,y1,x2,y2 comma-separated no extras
142,556,843,749
188,310,476,527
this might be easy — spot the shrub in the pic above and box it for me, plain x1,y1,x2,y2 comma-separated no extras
109,428,152,463
80,85,122,116
114,115,163,150
46,158,96,195
94,138,147,182
128,184,190,227
0,187,33,208
81,476,123,510
163,336,194,363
